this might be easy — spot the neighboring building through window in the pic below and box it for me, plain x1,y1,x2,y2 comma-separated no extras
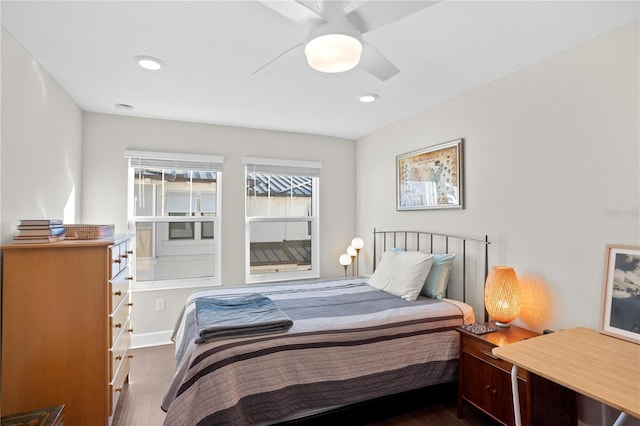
244,157,320,283
125,150,223,289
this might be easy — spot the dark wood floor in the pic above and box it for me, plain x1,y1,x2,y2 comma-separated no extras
286,384,500,426
114,345,499,426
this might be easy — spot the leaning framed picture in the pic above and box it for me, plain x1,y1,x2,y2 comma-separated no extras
600,244,640,343
396,138,463,210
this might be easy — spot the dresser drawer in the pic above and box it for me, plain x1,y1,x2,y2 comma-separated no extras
124,239,133,261
109,267,131,313
110,324,132,380
110,298,130,347
110,349,131,416
110,243,122,278
462,335,528,379
461,350,529,425
110,241,132,279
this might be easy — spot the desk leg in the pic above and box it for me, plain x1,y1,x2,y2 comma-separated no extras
511,364,522,426
613,412,629,426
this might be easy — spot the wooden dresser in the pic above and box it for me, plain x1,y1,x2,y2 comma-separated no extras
1,235,134,425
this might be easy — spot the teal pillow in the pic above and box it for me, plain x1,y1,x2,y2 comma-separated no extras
421,253,456,299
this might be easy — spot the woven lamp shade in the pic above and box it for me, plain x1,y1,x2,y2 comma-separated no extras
484,266,522,327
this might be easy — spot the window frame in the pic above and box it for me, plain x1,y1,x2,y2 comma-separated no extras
125,150,224,290
243,157,320,284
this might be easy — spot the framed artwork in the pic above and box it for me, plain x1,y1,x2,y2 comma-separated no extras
600,244,640,343
396,138,463,210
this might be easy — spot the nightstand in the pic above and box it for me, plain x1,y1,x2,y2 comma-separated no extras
457,323,576,426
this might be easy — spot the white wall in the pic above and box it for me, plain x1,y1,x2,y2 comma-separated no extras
0,28,82,242
81,113,356,341
355,21,639,426
358,21,639,332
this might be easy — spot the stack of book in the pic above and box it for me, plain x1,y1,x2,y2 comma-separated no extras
14,219,66,243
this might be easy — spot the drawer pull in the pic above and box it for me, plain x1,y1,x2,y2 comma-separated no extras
116,355,123,361
121,254,128,259
480,349,499,359
127,250,133,255
128,328,134,333
113,258,121,264
127,354,134,359
114,291,122,296
114,323,122,328
127,302,134,307
126,276,134,281
115,387,123,392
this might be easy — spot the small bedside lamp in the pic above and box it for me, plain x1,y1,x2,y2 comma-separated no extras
351,237,364,275
484,266,522,327
339,254,352,277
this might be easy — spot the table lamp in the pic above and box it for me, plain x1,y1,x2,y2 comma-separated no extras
484,266,522,327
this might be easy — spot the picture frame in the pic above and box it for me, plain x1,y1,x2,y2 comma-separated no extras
600,244,640,343
396,138,463,210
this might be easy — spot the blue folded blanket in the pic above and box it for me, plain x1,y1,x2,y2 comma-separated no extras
194,293,293,343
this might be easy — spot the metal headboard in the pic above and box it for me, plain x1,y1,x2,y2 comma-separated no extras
372,228,491,321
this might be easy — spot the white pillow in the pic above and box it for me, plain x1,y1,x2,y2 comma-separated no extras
368,251,435,301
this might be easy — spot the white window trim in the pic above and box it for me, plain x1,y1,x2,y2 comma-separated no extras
125,150,223,290
243,157,321,284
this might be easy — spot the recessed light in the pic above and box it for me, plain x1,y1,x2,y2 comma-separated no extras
359,93,378,103
115,103,134,112
135,55,163,71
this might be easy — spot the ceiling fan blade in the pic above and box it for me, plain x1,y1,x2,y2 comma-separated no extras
347,1,440,34
259,1,325,26
252,42,304,75
358,41,399,81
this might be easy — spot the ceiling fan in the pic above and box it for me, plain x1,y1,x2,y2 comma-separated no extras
255,1,439,81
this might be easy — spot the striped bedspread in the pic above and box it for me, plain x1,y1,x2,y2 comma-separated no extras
161,278,474,426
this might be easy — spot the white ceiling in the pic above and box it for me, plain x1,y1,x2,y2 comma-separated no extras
2,1,638,140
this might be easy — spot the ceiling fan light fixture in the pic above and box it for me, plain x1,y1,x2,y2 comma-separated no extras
304,34,362,73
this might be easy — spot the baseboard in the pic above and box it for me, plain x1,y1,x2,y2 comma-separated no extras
131,330,174,349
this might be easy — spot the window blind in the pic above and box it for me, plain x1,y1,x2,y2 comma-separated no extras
125,150,224,172
242,157,321,177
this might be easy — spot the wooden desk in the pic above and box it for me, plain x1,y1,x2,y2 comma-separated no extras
493,327,640,426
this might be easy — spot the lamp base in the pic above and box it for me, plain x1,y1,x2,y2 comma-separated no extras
493,321,511,328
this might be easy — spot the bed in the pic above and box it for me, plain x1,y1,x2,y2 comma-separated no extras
161,229,490,425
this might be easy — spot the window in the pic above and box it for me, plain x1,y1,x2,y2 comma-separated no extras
125,150,223,289
244,157,320,283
